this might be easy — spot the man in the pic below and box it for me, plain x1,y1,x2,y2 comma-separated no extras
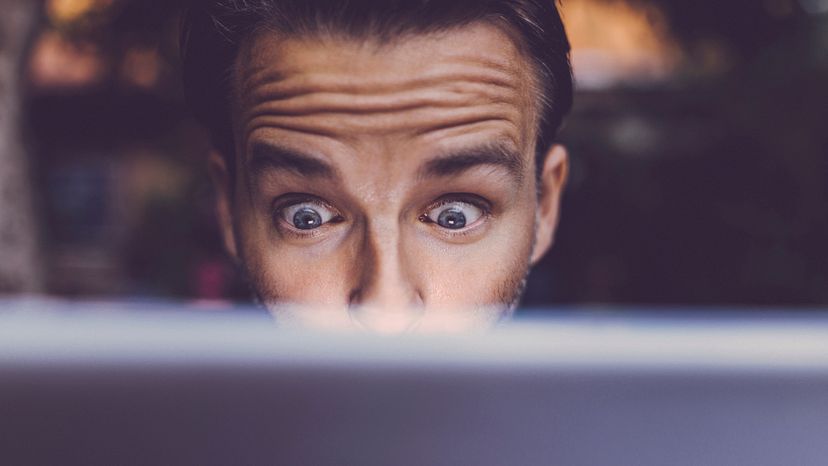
180,0,573,331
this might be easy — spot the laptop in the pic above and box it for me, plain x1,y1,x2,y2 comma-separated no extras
1,300,827,465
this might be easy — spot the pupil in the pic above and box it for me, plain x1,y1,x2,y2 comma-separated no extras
437,208,466,229
293,208,323,230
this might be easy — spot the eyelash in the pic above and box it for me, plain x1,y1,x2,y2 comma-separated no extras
271,193,493,239
420,195,492,230
271,194,343,237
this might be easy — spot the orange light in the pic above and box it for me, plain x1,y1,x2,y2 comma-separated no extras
563,0,683,88
46,0,115,26
28,30,107,89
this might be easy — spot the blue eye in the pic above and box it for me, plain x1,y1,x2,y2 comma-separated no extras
293,207,323,230
437,208,466,229
281,202,337,230
425,201,484,230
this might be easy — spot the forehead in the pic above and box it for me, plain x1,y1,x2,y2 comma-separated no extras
237,20,533,80
233,21,539,141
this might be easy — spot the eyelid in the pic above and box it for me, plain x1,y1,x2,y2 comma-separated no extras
271,194,345,238
420,194,492,234
272,193,338,213
423,194,492,215
282,202,336,224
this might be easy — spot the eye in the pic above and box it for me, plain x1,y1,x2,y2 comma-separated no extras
280,202,338,230
423,201,485,230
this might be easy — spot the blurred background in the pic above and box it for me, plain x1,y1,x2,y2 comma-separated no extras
0,0,826,309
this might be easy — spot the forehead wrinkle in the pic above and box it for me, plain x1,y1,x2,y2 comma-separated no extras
235,31,530,116
244,89,521,122
235,24,539,154
239,66,523,120
238,70,525,143
240,74,525,142
245,105,521,141
238,67,287,101
242,64,520,100
246,118,346,141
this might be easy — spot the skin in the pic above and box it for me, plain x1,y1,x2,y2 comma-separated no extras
209,22,568,332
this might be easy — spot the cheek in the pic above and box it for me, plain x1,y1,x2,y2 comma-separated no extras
250,233,354,304
235,207,354,305
413,214,536,306
242,244,356,305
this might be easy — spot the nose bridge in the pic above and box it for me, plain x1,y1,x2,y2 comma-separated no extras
350,217,422,312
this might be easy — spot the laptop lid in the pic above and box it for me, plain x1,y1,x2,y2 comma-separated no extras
1,304,827,465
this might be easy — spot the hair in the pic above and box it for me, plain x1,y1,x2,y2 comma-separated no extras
180,0,573,172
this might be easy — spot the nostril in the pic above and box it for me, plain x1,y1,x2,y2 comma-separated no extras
348,288,363,307
412,290,425,307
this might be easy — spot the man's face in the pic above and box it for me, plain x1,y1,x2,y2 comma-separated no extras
211,22,568,331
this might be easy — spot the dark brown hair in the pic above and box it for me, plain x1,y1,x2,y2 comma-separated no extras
180,0,573,171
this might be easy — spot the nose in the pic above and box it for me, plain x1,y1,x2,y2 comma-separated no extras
348,220,423,333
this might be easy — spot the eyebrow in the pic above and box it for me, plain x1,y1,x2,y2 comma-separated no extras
247,142,337,180
418,141,525,183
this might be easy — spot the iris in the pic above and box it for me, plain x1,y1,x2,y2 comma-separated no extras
437,208,467,229
293,207,323,230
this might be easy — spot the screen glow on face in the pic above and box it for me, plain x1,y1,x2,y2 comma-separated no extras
224,24,556,319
